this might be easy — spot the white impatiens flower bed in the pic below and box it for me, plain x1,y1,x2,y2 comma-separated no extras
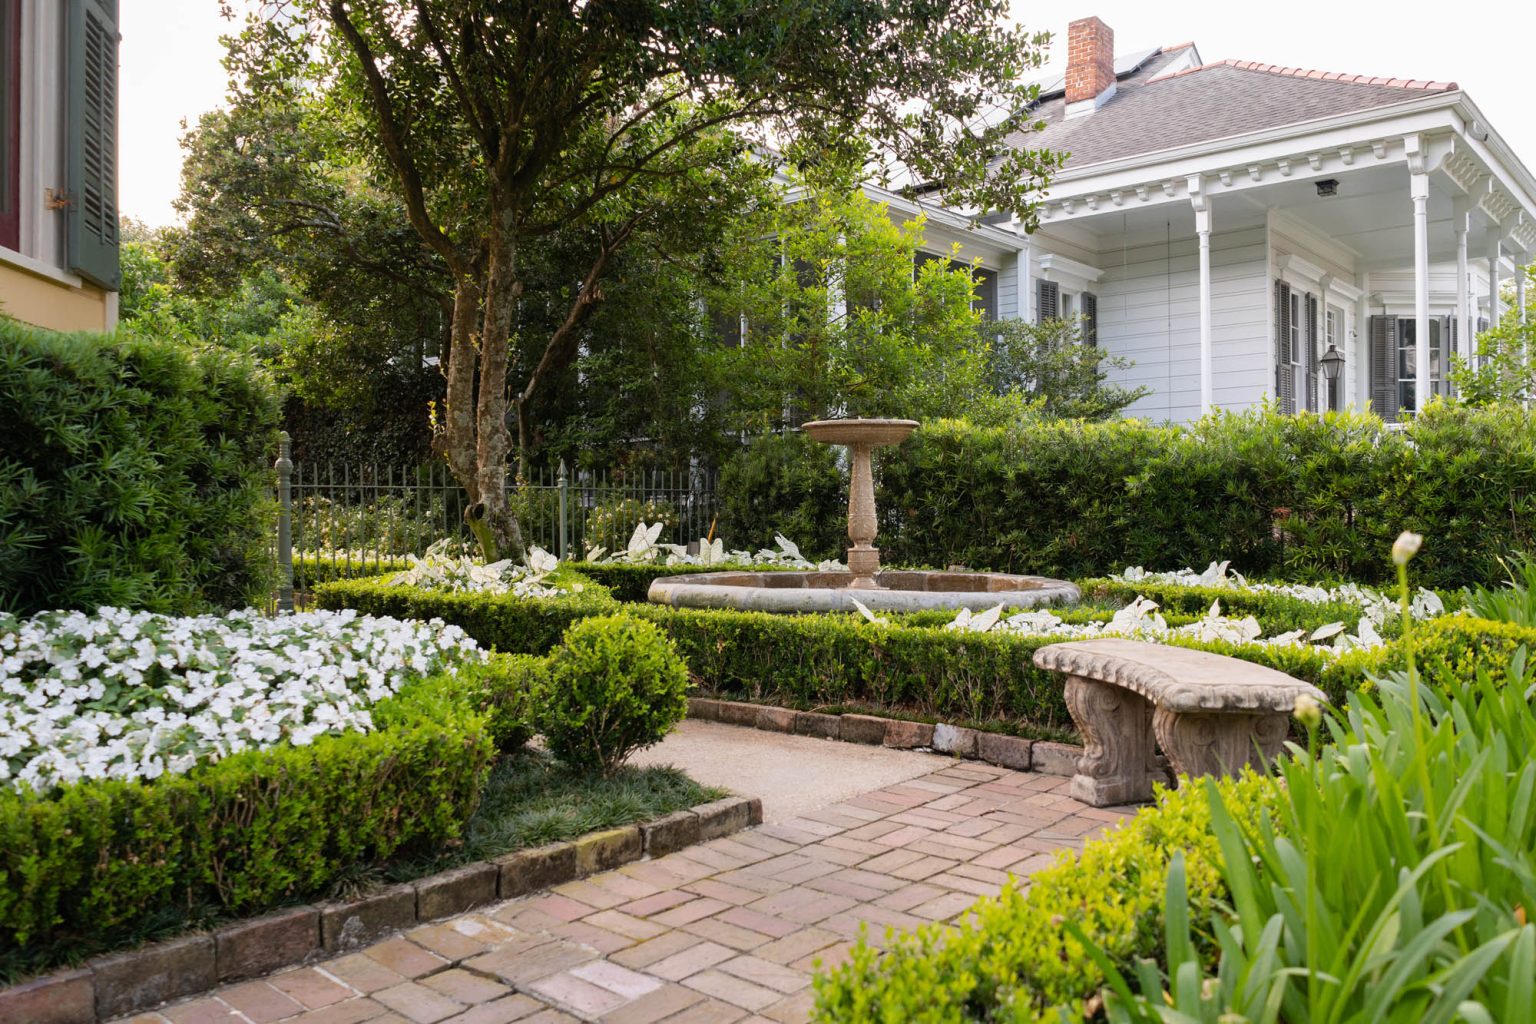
0,607,484,793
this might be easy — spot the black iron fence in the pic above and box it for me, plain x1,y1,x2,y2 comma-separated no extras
271,433,719,609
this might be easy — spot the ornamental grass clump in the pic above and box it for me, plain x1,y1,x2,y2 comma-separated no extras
534,615,689,773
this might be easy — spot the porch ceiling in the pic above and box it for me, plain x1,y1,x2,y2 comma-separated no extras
1046,161,1512,268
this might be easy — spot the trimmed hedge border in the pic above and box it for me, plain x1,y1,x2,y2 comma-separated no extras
686,696,1089,778
315,576,1384,729
0,794,762,1024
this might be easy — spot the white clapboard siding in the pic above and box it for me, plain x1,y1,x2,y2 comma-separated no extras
1094,225,1271,422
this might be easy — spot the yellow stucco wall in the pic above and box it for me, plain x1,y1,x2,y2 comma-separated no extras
0,260,112,333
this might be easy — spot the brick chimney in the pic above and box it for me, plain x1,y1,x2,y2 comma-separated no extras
1065,16,1116,116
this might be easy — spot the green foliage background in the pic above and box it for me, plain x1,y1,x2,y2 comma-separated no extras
0,319,281,614
716,404,1536,590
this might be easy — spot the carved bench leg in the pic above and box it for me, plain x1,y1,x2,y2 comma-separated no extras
1064,675,1161,807
1152,708,1290,781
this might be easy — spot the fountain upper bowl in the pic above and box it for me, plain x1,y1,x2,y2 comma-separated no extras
801,418,919,446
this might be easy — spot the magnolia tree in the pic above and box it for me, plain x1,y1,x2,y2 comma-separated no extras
228,0,1062,561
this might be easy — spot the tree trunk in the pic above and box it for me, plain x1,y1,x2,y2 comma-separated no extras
467,219,526,562
439,273,482,502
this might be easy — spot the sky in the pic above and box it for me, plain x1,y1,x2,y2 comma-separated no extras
120,0,1536,227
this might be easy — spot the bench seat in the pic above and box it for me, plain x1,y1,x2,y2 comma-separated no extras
1033,638,1325,807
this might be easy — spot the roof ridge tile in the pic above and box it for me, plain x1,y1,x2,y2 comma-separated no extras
1148,58,1456,91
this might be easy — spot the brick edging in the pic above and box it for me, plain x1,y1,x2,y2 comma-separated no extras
0,795,762,1024
687,697,1087,777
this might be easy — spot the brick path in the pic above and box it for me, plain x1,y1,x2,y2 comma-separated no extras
117,762,1131,1024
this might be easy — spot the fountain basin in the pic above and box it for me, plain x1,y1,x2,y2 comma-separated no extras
648,569,1080,614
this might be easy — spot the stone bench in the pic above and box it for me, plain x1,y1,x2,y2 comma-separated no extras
1032,638,1325,807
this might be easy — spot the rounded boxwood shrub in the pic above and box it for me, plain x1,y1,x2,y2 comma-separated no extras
535,615,690,773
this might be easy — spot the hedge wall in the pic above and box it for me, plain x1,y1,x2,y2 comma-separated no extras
0,321,281,614
0,673,493,951
315,577,1381,729
717,406,1536,590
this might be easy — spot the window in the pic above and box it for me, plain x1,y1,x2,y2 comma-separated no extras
1396,318,1444,413
917,252,997,320
0,0,19,252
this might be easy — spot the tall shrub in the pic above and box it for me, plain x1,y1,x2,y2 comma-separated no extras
0,321,281,613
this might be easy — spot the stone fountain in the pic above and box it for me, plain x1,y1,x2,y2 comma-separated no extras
800,418,916,589
648,418,1080,614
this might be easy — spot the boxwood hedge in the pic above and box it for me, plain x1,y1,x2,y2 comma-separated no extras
315,576,1381,729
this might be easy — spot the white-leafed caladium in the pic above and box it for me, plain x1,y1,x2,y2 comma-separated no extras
0,607,483,794
850,597,889,626
584,523,847,572
946,603,1006,633
945,591,1386,654
1111,562,1445,628
391,538,564,596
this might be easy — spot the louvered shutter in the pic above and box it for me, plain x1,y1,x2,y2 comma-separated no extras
1036,280,1059,324
0,0,19,252
1370,315,1399,421
1081,292,1098,346
1274,280,1295,413
67,0,119,289
1304,293,1319,412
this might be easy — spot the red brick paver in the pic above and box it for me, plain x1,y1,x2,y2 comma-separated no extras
117,763,1130,1024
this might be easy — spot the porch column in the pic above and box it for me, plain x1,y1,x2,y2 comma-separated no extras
1356,272,1372,409
1014,234,1033,323
1191,177,1213,415
1488,235,1502,332
1519,258,1528,324
1454,198,1471,364
1411,170,1431,412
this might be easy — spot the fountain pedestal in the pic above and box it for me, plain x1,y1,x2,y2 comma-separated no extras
802,419,918,589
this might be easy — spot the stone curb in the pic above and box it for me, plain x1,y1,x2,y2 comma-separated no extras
688,696,1082,778
1,795,760,1024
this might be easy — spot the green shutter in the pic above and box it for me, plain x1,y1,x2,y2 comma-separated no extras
1081,291,1097,345
1036,280,1059,323
1274,280,1294,414
1370,315,1399,422
67,0,118,290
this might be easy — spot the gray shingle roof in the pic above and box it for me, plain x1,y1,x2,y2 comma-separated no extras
1011,47,1458,172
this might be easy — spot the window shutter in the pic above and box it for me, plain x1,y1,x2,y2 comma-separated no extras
1036,280,1059,324
0,0,19,252
1370,315,1399,421
68,0,119,289
1304,293,1319,412
1081,292,1098,346
1274,280,1294,414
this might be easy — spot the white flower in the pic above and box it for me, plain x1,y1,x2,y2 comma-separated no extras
1392,531,1424,566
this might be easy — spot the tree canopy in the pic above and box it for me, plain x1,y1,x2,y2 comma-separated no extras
225,0,1062,559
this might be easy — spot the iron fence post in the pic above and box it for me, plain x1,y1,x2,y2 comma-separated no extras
558,460,570,561
275,432,294,614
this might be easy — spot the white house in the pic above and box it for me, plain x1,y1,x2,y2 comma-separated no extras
897,15,1536,423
